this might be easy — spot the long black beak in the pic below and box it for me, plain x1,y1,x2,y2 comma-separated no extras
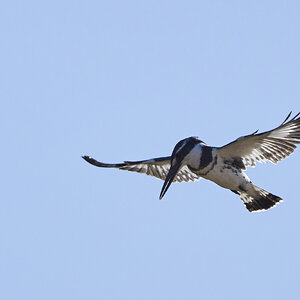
159,162,181,200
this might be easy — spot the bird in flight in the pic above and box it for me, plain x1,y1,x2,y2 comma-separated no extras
83,112,300,212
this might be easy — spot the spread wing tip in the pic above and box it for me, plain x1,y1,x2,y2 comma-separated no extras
82,155,103,166
281,111,300,125
82,156,123,168
82,155,92,163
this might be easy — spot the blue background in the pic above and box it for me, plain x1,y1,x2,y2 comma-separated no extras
2,1,300,299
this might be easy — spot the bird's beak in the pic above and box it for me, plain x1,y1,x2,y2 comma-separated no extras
159,161,181,200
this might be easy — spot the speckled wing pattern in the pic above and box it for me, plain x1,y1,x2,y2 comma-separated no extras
217,112,300,168
82,156,200,183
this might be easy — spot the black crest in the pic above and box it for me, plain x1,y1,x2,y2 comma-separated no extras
171,137,202,160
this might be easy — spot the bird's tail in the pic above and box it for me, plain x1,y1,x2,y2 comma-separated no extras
239,185,283,212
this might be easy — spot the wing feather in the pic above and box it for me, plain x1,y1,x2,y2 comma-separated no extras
82,155,200,182
217,112,300,168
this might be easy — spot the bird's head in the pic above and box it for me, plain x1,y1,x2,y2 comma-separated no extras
159,136,204,199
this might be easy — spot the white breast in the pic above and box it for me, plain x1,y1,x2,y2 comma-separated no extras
203,158,251,190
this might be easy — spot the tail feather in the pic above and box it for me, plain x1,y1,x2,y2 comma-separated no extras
240,186,283,212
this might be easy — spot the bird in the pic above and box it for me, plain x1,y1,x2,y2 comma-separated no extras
82,112,300,212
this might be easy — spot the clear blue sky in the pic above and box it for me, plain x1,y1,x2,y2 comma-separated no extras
2,1,300,299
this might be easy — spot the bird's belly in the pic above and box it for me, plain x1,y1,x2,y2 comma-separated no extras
201,166,250,191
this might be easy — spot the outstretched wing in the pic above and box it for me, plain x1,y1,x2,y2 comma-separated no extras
217,112,300,169
82,155,200,182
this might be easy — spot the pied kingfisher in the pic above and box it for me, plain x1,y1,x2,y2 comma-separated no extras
83,112,300,212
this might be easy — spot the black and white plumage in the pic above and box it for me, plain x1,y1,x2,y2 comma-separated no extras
83,112,300,212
